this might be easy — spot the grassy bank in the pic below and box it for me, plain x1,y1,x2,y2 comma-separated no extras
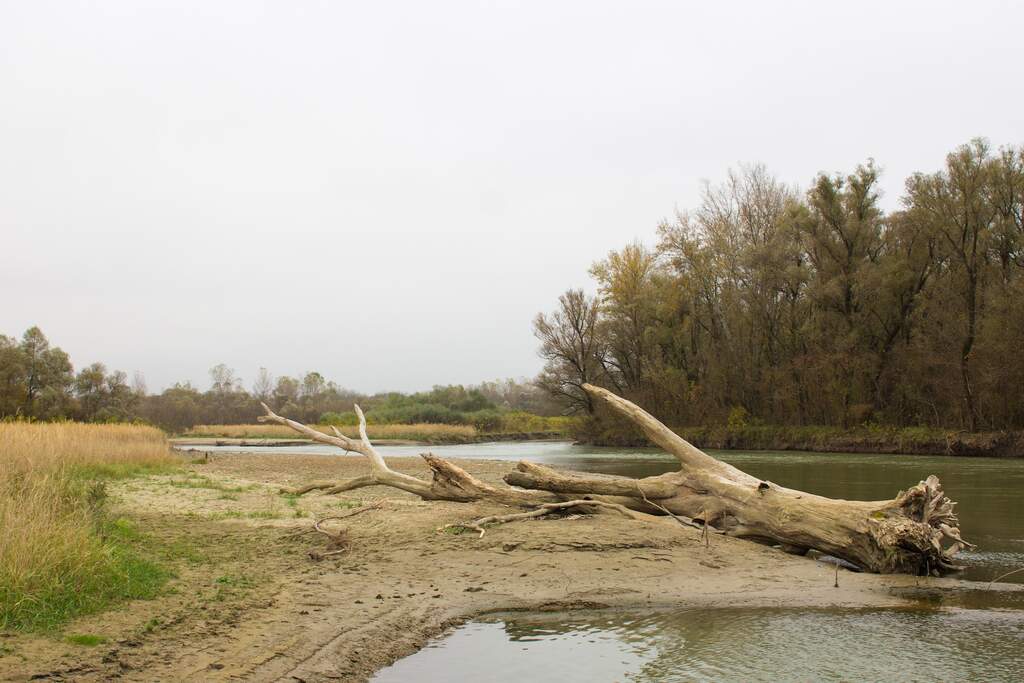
580,421,1024,457
0,422,180,631
183,415,576,444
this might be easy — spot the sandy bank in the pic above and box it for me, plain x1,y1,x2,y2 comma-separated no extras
4,453,1017,683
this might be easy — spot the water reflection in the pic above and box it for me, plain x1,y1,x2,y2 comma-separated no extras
372,606,1024,682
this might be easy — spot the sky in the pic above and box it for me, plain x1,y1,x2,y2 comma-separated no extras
2,1,1022,394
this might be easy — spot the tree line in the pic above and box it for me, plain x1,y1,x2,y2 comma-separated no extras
535,139,1024,434
0,327,557,431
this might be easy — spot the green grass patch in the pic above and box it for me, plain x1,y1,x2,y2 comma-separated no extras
69,462,181,482
203,509,283,521
164,475,251,493
65,633,107,647
1,498,172,633
246,510,280,519
212,573,256,602
152,534,208,565
213,574,254,587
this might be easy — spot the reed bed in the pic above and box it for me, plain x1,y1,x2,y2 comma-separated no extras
184,423,479,443
0,422,179,631
1,422,177,476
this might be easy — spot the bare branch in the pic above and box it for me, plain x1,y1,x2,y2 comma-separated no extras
260,403,557,506
582,384,742,476
260,402,436,499
440,499,647,538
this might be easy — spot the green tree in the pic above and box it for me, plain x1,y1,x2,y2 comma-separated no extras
17,327,73,419
0,334,27,416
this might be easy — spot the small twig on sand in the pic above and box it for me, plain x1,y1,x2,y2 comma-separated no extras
699,508,712,549
312,502,383,534
284,502,383,539
636,483,703,531
440,499,641,538
300,502,383,560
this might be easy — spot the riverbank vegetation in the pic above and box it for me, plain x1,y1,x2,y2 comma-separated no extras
577,420,1024,458
536,139,1024,443
183,412,573,443
182,422,479,443
0,332,561,433
0,422,179,631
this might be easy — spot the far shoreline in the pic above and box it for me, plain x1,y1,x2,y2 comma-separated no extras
171,428,1024,458
169,432,572,448
580,425,1024,459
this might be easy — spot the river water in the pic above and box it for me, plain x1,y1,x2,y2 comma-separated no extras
185,440,1024,681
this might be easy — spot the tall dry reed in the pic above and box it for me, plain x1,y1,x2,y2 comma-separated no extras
0,422,178,630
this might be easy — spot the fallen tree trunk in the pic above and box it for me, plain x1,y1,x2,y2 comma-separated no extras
263,384,973,576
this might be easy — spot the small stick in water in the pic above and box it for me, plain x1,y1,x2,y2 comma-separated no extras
989,566,1024,586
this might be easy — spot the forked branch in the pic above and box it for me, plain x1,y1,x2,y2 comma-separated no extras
259,402,561,507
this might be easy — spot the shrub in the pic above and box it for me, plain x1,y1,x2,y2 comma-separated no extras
319,411,359,426
465,409,504,432
367,403,465,425
727,406,749,429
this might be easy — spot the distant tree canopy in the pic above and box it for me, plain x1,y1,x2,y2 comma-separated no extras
535,139,1024,432
0,327,559,431
1,327,74,420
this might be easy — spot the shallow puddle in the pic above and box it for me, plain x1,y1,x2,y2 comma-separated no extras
371,605,1024,682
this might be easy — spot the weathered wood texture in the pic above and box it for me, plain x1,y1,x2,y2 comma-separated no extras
266,385,973,576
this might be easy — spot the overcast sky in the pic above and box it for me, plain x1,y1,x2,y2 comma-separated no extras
2,1,1021,394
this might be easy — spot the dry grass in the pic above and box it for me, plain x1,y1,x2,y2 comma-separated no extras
1,422,177,476
0,422,180,631
184,423,479,443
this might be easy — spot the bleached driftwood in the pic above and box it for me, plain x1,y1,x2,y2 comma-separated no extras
263,385,973,575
